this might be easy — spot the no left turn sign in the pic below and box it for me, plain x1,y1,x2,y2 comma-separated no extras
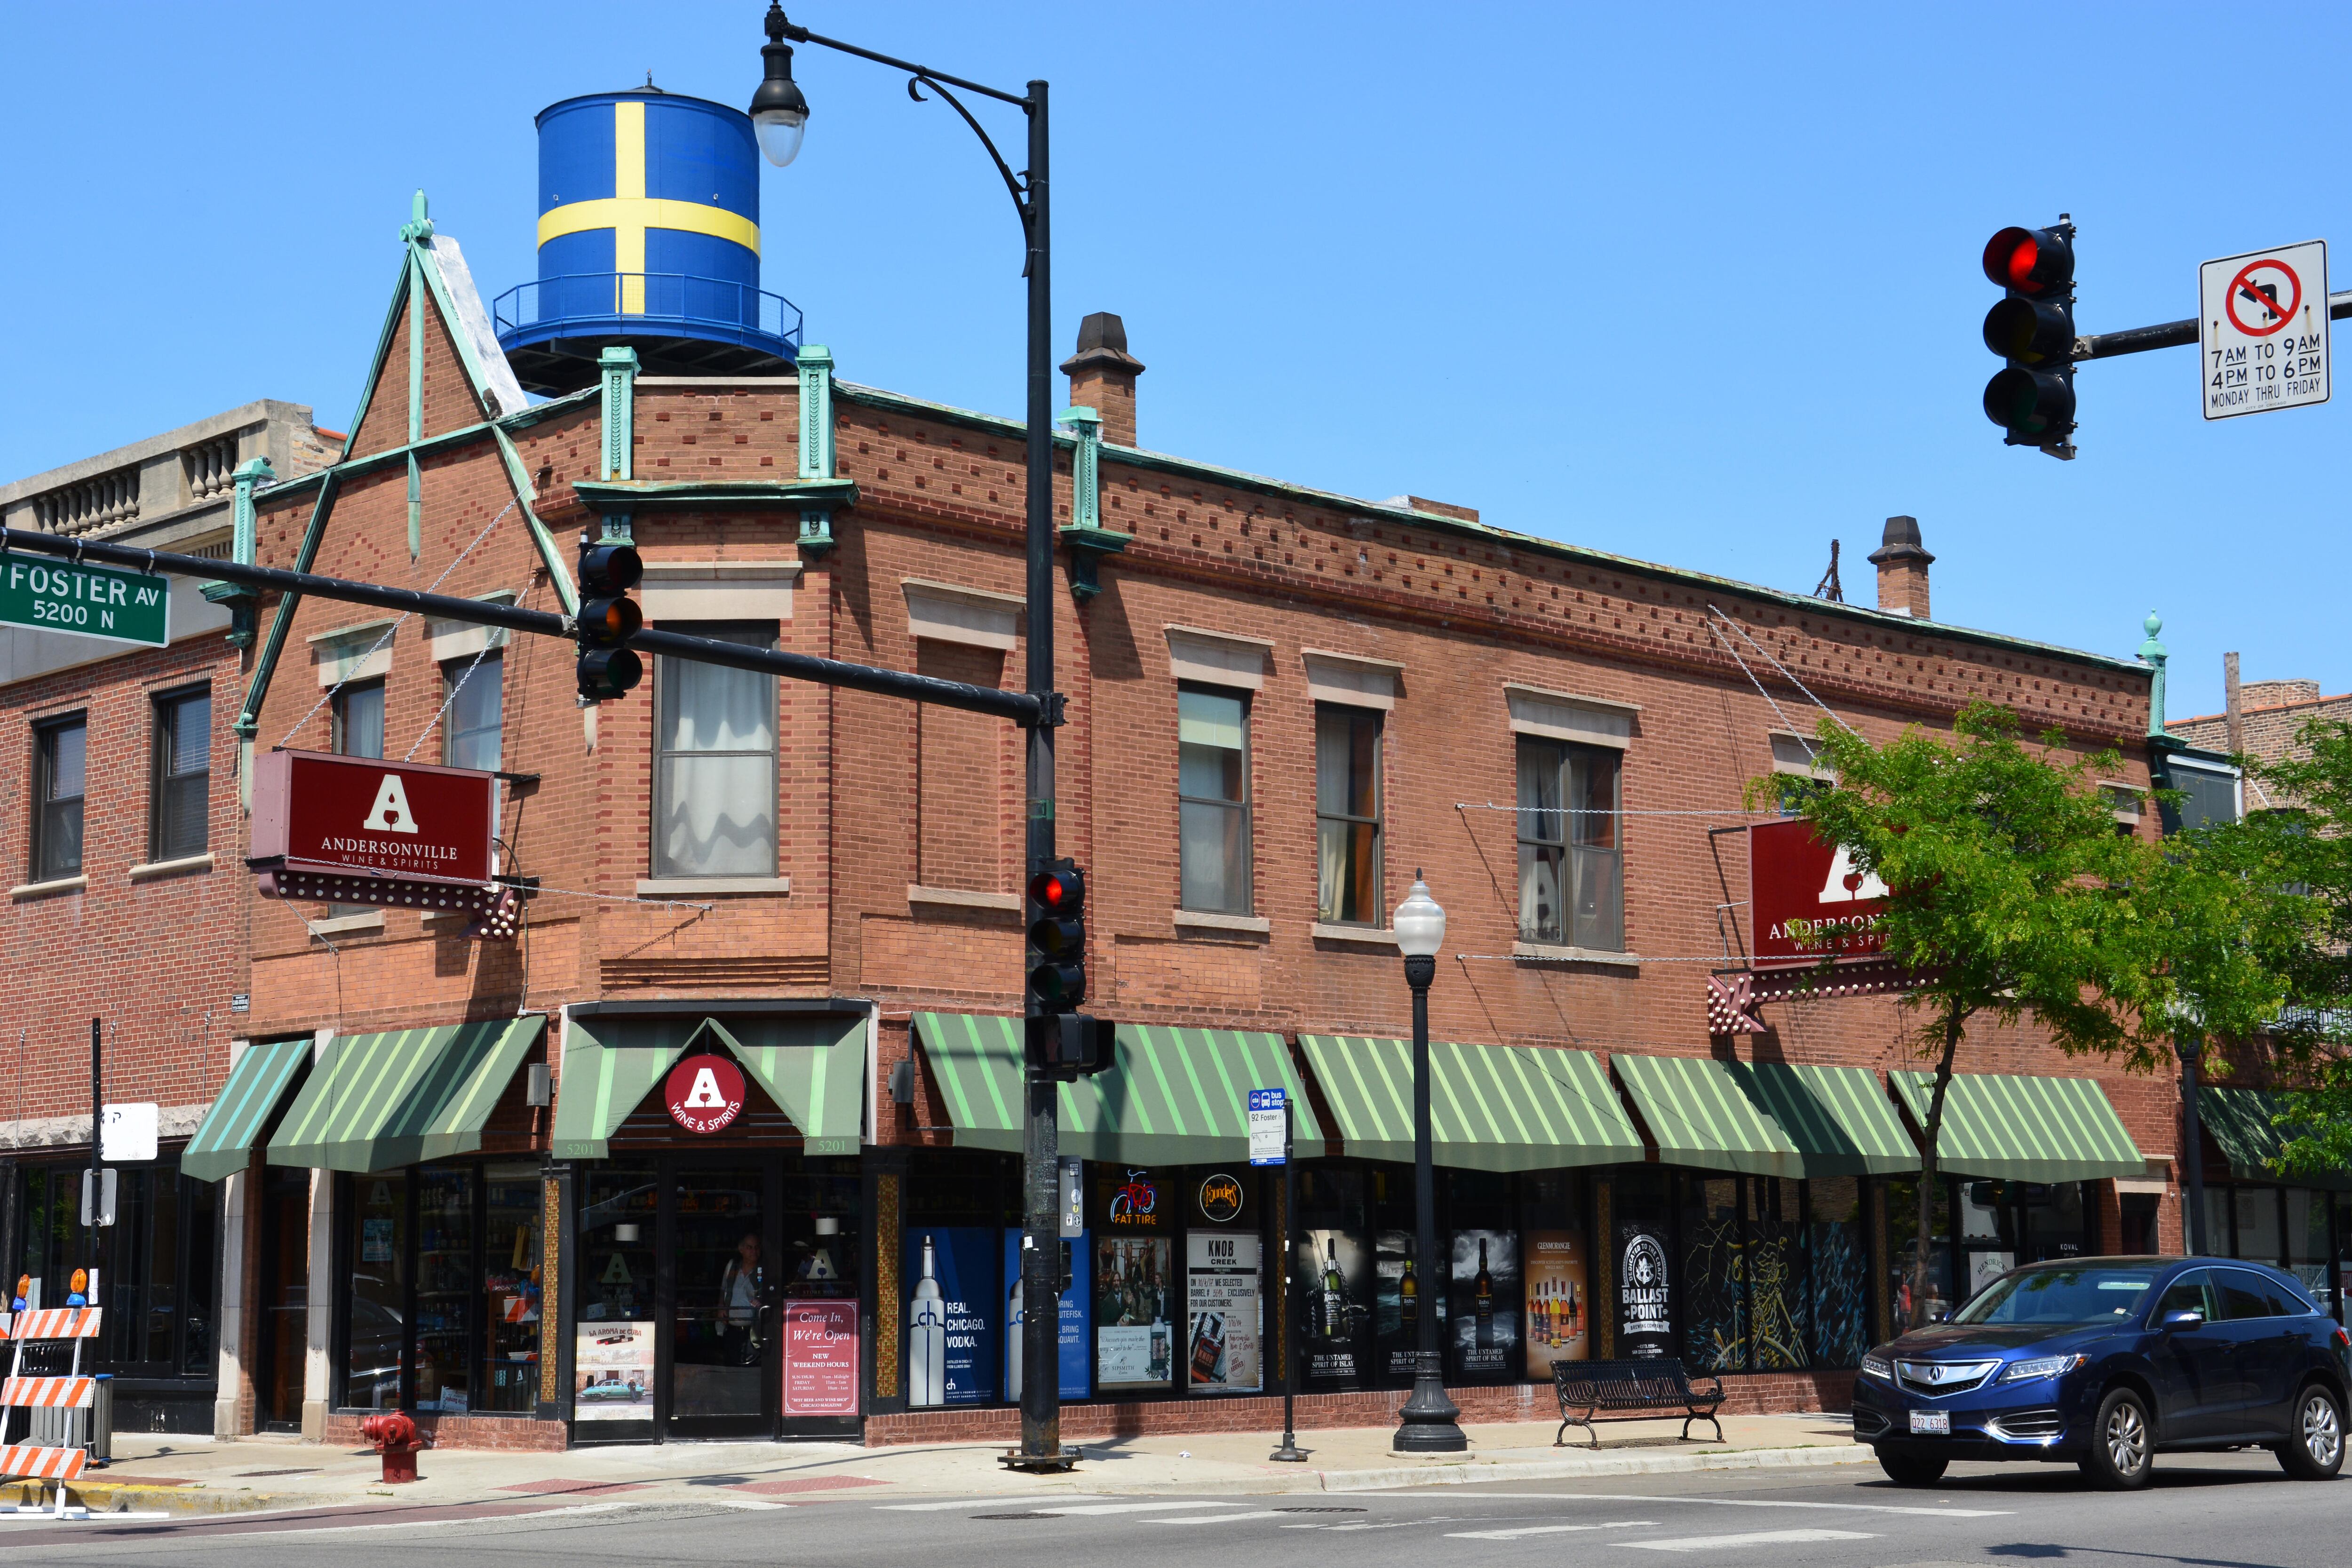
2201,239,2328,419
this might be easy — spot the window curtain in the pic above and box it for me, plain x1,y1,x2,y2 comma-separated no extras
657,629,777,877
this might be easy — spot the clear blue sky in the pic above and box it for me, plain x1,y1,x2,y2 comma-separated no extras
6,1,2344,722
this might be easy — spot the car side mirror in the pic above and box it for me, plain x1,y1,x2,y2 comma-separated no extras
2161,1309,2204,1330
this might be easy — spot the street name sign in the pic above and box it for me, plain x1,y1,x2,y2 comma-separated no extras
0,556,169,646
2201,240,2329,419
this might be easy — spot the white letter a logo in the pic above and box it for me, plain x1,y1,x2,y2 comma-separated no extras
683,1066,728,1107
362,773,421,834
1818,843,1888,904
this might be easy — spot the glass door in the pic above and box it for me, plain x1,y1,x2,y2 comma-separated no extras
256,1168,312,1431
665,1162,775,1437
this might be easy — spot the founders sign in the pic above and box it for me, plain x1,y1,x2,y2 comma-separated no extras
249,749,501,912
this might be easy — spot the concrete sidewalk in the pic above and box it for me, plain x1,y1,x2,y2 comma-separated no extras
40,1411,1867,1518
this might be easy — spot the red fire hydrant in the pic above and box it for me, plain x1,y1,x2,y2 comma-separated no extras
360,1412,432,1484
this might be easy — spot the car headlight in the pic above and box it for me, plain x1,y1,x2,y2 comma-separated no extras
2000,1353,2086,1383
1860,1353,1893,1381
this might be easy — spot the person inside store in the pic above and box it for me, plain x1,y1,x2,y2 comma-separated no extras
716,1230,768,1364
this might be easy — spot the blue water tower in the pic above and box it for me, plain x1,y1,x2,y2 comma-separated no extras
494,89,803,395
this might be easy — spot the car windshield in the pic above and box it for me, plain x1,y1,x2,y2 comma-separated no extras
1953,1266,2157,1325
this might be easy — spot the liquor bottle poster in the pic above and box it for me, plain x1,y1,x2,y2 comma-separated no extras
902,1226,998,1407
1293,1228,1370,1389
1522,1229,1589,1378
1616,1220,1675,1359
1002,1228,1092,1402
780,1298,859,1416
572,1321,655,1422
1372,1228,1429,1379
1447,1229,1519,1378
1094,1234,1174,1389
1184,1231,1262,1393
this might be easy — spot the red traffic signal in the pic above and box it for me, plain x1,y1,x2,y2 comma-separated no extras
1028,862,1085,916
1982,226,2074,296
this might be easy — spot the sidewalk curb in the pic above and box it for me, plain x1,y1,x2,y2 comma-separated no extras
22,1482,316,1518
1308,1442,1875,1493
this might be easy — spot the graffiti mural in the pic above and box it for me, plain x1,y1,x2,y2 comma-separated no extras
1680,1200,1746,1372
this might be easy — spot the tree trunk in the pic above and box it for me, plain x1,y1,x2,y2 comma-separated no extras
1912,1010,1965,1330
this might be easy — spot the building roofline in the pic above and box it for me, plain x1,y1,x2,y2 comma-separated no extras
2174,694,2352,726
0,399,317,505
831,378,2153,680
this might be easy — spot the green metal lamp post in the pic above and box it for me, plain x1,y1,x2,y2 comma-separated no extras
1392,875,1467,1453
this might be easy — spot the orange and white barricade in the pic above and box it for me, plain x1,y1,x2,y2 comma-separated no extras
0,1288,102,1517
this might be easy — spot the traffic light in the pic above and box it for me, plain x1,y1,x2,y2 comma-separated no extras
1026,859,1087,1012
1980,221,2077,456
575,539,644,700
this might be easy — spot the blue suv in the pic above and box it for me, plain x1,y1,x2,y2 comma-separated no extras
1853,1257,2351,1489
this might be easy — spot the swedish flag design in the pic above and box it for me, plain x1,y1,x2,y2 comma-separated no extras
535,92,761,316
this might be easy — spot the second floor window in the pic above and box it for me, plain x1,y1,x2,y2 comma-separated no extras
1315,705,1383,923
34,717,87,882
333,679,385,759
151,687,211,862
442,654,503,774
655,625,777,878
1178,685,1251,913
1517,737,1623,950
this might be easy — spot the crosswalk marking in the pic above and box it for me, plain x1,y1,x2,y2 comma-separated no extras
1024,1501,1244,1517
1417,1493,2008,1519
1144,1511,1294,1526
1448,1520,1658,1541
1623,1528,1880,1552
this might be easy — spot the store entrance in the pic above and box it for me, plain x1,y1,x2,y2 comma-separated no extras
663,1163,774,1439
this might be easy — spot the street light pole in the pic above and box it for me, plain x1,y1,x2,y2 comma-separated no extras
1391,877,1465,1454
752,8,1068,1468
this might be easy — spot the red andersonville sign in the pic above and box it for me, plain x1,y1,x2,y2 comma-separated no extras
1748,818,1891,968
248,749,499,909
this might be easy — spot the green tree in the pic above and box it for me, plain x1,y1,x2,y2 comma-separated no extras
2200,718,2352,1176
1759,702,2277,1318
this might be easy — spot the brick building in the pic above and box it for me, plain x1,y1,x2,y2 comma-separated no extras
13,88,2347,1456
0,398,337,1432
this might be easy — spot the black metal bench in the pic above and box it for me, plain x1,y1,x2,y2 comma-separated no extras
1552,1358,1725,1449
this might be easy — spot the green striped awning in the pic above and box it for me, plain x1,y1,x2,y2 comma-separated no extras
1890,1070,2145,1182
1734,1063,1921,1177
914,1016,1324,1164
1299,1036,1640,1172
2199,1087,2351,1191
268,1018,545,1172
1613,1053,1804,1178
550,1013,866,1160
181,1037,313,1183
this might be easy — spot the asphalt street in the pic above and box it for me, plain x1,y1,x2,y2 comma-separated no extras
0,1452,2338,1568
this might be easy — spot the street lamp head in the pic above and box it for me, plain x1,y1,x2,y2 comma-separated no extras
751,3,810,167
1393,871,1446,958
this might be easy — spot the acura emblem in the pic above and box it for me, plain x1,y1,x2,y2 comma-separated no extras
1926,1365,1945,1383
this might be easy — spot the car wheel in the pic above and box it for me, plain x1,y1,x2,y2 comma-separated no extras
2081,1388,2154,1491
2277,1385,2345,1481
1875,1448,1949,1487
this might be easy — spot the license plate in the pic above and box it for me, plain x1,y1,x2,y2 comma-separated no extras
1909,1409,1950,1436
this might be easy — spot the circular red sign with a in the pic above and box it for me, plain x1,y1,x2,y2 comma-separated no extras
665,1055,747,1135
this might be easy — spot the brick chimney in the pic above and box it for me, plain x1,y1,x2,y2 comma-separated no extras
1061,312,1144,448
1867,514,1934,619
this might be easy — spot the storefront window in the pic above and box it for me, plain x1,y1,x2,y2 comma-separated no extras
1884,1174,1952,1333
1748,1177,1807,1370
1807,1176,1870,1368
1445,1168,1519,1383
2234,1186,2284,1264
2286,1189,2331,1306
575,1165,656,1429
1293,1164,1370,1389
482,1163,543,1413
1613,1167,1674,1359
1680,1176,1746,1372
1183,1167,1263,1396
1369,1164,1418,1383
346,1172,408,1409
2023,1182,2086,1262
415,1167,476,1411
1519,1172,1591,1379
2336,1194,2352,1322
15,1163,215,1379
1092,1166,1177,1395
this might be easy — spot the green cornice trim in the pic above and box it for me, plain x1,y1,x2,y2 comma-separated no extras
492,423,575,614
237,469,341,736
832,378,2152,680
571,477,858,515
257,390,599,502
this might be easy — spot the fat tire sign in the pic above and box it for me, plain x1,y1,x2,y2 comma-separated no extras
2201,240,2329,419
